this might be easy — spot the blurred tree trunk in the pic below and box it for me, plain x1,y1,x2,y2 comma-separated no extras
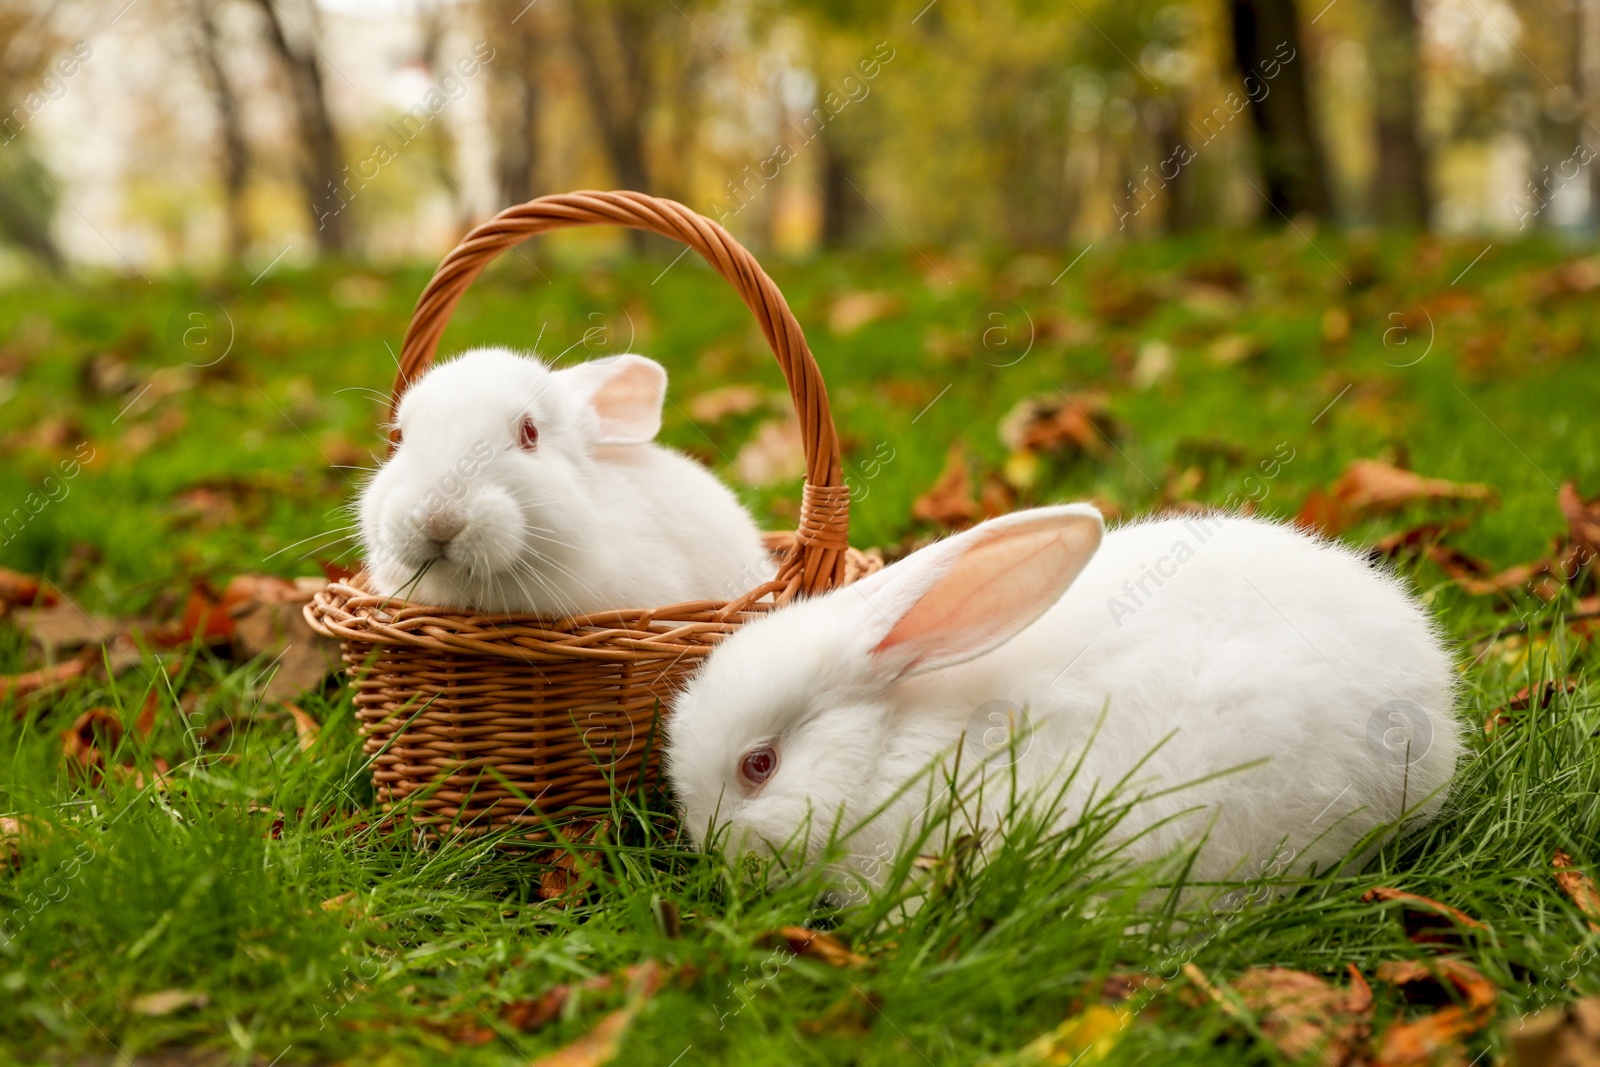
417,3,472,231
1227,0,1331,220
0,166,62,273
251,0,350,256
1368,0,1430,226
818,132,861,248
566,0,653,192
1149,98,1197,233
487,0,545,208
193,0,251,262
0,1,66,270
1582,0,1600,224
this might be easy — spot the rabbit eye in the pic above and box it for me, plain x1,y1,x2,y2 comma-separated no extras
739,745,778,788
518,418,539,451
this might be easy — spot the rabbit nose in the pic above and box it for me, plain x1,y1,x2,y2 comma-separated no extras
418,511,466,546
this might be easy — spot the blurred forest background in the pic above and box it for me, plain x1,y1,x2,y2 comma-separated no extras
1,0,1597,275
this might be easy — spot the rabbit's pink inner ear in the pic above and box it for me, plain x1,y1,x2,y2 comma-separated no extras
872,520,1099,674
586,356,666,444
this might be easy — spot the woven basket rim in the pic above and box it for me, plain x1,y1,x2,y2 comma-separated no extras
305,538,883,664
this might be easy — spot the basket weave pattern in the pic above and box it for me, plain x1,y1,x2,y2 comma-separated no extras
307,191,879,833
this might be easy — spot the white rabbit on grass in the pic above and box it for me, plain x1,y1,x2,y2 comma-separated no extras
665,505,1460,892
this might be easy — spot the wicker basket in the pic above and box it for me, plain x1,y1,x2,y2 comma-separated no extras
305,190,880,836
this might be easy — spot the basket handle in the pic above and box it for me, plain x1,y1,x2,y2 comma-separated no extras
390,190,850,598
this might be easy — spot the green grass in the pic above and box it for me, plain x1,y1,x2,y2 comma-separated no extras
1,231,1597,1064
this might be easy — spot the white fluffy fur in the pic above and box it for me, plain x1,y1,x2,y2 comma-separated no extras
358,347,772,615
664,506,1461,889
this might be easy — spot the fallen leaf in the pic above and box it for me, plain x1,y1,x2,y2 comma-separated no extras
733,416,805,487
1426,545,1547,596
1362,888,1486,947
0,815,27,868
61,691,161,781
754,927,866,969
827,291,901,335
223,575,340,701
1505,997,1600,1067
1373,958,1497,1067
130,989,209,1016
1131,341,1174,390
283,703,321,751
1,653,94,708
320,891,358,913
320,558,359,583
1296,460,1495,536
526,962,665,1067
504,962,676,1035
994,1004,1132,1066
998,393,1114,457
15,596,118,654
0,568,53,610
1560,482,1600,588
799,986,882,1039
686,384,768,423
155,584,235,647
537,820,611,904
1554,851,1600,933
1208,333,1263,366
912,445,976,530
1485,680,1579,736
1229,966,1373,1066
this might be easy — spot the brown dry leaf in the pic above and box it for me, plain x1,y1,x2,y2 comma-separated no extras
130,989,210,1016
998,393,1114,457
1560,482,1600,584
0,568,53,610
912,445,976,530
320,890,358,912
686,384,768,423
754,926,866,969
1228,965,1373,1066
0,815,28,868
1296,460,1495,536
504,963,676,1035
1485,680,1579,736
1426,545,1547,596
1362,888,1486,947
1554,850,1600,933
1373,958,1497,1067
1,653,94,709
1208,333,1264,367
537,820,611,905
225,575,340,701
525,961,665,1067
62,691,161,781
16,596,118,655
1371,521,1472,559
827,291,901,335
284,703,321,751
1506,998,1600,1067
156,583,236,647
734,415,805,487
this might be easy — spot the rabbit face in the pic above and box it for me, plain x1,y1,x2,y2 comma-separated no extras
358,347,666,613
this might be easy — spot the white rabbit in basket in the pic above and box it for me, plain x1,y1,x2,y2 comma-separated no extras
665,505,1460,893
359,348,772,616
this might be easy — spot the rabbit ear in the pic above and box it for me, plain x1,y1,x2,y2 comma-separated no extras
561,354,667,445
854,505,1104,678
